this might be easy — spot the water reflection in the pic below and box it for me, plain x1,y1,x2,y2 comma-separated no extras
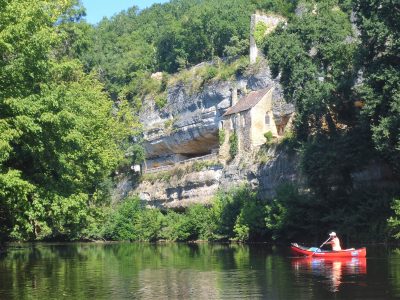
3,243,400,299
291,256,367,292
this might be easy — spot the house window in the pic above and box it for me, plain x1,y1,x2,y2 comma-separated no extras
242,114,246,127
230,117,234,130
265,113,270,125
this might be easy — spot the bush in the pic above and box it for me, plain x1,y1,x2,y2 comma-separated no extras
254,22,269,46
204,66,218,81
161,205,217,241
211,186,261,240
218,128,226,145
229,132,238,158
277,130,298,153
134,209,165,242
388,199,400,239
233,199,267,242
264,183,313,241
103,196,141,241
155,94,168,109
162,211,192,241
264,131,274,144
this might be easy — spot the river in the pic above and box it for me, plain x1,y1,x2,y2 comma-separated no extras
0,243,399,299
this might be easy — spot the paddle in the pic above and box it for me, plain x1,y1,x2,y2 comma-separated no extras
311,236,332,256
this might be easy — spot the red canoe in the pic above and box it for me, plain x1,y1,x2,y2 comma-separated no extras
291,243,367,257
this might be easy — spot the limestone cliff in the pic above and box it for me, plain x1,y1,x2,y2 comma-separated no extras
118,145,299,209
140,62,292,169
112,62,298,208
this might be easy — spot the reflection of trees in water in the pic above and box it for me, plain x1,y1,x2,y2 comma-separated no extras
389,249,400,295
2,243,377,299
0,243,286,299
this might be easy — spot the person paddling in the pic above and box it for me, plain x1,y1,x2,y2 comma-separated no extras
326,232,341,251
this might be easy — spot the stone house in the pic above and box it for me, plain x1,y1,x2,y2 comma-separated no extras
220,86,292,155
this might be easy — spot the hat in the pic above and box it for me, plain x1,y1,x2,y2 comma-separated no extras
329,232,336,236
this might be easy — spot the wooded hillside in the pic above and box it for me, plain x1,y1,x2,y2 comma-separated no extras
1,0,399,243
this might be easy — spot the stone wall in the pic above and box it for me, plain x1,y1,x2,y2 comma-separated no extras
249,88,275,146
250,13,286,64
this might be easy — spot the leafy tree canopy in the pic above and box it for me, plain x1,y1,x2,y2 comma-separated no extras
0,0,137,241
82,0,298,101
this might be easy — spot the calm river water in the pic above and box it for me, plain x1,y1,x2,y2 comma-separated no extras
0,243,399,299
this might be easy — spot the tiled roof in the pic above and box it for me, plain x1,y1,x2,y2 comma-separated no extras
223,86,273,116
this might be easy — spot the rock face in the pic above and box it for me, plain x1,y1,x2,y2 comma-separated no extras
120,62,298,208
141,63,293,169
131,146,300,209
139,167,224,209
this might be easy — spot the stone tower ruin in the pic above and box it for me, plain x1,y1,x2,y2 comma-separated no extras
250,13,286,64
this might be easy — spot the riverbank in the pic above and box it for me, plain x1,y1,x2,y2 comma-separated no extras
2,182,398,246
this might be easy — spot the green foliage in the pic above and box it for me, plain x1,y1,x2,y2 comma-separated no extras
250,0,299,18
229,132,239,158
300,130,374,194
277,130,298,153
159,205,216,242
163,117,179,135
388,199,400,240
103,196,141,241
234,198,267,242
256,145,272,164
223,36,250,60
218,128,226,145
101,186,267,243
265,183,396,242
264,131,274,144
134,209,165,242
265,0,357,140
353,0,400,175
265,183,313,241
192,160,217,172
254,22,269,46
165,57,250,95
204,66,218,81
124,143,146,167
154,94,168,109
211,186,264,240
0,0,136,242
82,0,295,102
161,211,191,241
262,0,400,241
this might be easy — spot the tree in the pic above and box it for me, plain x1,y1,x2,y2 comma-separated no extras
262,0,372,193
353,0,400,175
0,0,136,241
265,0,358,139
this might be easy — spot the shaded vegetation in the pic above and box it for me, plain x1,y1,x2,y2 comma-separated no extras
262,0,400,240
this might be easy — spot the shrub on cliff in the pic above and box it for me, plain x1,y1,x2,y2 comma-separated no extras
229,133,239,158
